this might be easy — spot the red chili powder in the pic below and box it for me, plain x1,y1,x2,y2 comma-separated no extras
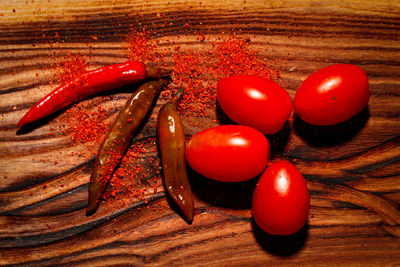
51,53,88,84
124,28,280,120
126,28,158,63
104,137,163,206
56,99,110,146
212,36,280,79
46,51,112,154
45,32,89,86
167,35,280,118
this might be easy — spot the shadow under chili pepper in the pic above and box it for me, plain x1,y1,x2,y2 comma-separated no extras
187,165,259,210
156,142,194,224
293,106,370,147
16,109,66,135
251,217,309,256
161,179,194,225
97,78,154,96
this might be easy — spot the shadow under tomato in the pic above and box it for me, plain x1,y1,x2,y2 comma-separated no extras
216,100,291,158
251,217,309,256
188,164,259,210
293,106,370,147
215,100,236,125
266,121,291,159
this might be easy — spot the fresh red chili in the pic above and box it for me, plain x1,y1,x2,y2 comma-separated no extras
157,90,194,223
86,79,167,215
18,60,169,127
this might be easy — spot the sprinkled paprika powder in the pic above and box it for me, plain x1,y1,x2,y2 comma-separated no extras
168,35,280,119
105,137,162,206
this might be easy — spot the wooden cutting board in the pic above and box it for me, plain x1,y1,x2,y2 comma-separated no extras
1,0,399,265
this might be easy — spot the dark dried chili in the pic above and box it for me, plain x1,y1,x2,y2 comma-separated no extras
18,61,169,127
87,79,166,215
157,90,194,223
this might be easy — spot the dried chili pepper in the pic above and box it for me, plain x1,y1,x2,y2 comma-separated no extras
18,61,169,127
86,79,166,215
157,90,194,223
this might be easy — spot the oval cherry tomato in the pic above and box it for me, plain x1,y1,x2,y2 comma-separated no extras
186,125,270,182
252,161,310,235
294,64,370,125
217,75,292,135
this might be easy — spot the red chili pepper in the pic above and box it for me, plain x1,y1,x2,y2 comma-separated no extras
17,60,170,127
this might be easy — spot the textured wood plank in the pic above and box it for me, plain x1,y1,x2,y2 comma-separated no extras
1,0,400,266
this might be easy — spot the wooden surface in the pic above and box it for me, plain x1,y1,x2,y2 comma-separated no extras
1,0,400,266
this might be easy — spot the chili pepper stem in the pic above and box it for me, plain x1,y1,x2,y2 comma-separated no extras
146,65,171,78
171,88,184,106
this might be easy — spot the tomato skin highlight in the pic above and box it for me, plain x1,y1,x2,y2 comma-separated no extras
294,64,370,126
252,161,310,236
185,125,270,182
217,75,292,135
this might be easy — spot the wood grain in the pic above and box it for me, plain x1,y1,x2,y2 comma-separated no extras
1,0,400,266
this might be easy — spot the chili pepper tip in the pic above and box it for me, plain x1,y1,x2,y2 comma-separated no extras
86,196,100,215
183,208,194,224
